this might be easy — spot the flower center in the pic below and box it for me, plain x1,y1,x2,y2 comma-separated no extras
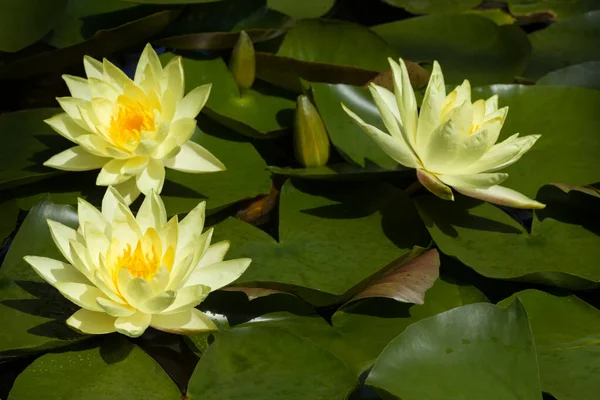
109,96,155,152
116,240,160,281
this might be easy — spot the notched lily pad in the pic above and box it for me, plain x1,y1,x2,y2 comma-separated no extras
212,179,430,306
415,185,600,289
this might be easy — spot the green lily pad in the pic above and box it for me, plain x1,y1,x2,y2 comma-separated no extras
366,301,542,400
415,185,600,289
164,53,296,138
0,197,87,358
500,290,600,400
472,85,600,198
212,179,430,306
124,0,219,3
0,10,179,79
0,0,67,52
508,0,600,20
332,278,487,374
47,0,147,48
8,336,180,399
372,14,531,85
0,109,68,191
537,61,600,90
0,200,19,244
277,19,399,72
524,10,600,79
267,0,335,19
268,164,403,180
383,0,482,13
162,120,272,216
311,83,398,169
187,326,356,400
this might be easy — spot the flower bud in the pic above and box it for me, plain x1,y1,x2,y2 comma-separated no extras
294,95,330,167
229,30,255,91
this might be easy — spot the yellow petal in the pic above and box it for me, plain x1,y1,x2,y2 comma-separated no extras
137,190,167,233
389,58,418,147
455,185,546,209
161,284,210,315
23,256,89,286
115,311,151,338
163,141,225,173
416,169,454,201
416,61,445,154
54,282,107,312
437,172,509,189
96,159,130,186
173,84,211,121
63,75,91,100
83,55,104,80
135,158,165,195
151,308,217,335
67,309,117,335
44,146,109,171
183,258,251,291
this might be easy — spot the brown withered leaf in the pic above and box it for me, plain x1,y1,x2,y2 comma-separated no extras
367,61,431,91
235,185,280,225
350,249,440,304
155,27,290,50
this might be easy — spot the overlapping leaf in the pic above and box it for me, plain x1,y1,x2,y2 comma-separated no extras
212,179,430,306
500,290,600,400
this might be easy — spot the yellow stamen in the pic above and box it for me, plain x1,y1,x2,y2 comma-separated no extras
109,95,155,152
116,240,160,281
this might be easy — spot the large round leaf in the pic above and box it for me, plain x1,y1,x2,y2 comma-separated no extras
524,11,600,79
372,14,531,85
8,336,180,399
0,197,86,358
47,0,144,48
277,19,399,72
212,179,430,306
473,85,600,197
332,278,487,374
267,0,335,19
537,61,600,90
162,120,272,216
165,53,295,138
500,290,600,400
0,10,179,79
415,185,600,289
311,83,398,169
0,109,69,190
187,326,356,400
366,301,542,400
383,0,482,13
0,0,67,52
507,0,600,21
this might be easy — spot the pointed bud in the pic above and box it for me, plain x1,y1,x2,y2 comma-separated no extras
229,31,255,91
294,95,330,168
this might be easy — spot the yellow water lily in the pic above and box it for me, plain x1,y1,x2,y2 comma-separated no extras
342,58,544,209
24,188,251,337
44,44,225,204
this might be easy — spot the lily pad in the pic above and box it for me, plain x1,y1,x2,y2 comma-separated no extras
472,85,600,198
524,10,600,79
267,0,335,19
465,8,517,25
537,61,600,90
165,53,296,138
332,278,487,374
277,19,399,72
0,197,86,358
500,290,600,400
366,301,541,400
162,120,272,216
0,0,67,52
372,14,531,85
383,0,482,14
47,0,142,48
8,336,180,399
212,179,430,306
0,10,180,79
187,326,356,400
415,185,600,289
311,83,399,169
0,109,68,191
507,0,600,20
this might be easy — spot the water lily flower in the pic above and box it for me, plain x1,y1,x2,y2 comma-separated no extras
44,44,225,204
24,188,251,338
342,58,545,209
